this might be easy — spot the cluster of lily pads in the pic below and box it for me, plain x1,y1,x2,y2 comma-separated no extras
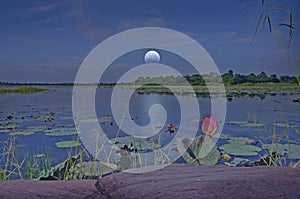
1,105,300,180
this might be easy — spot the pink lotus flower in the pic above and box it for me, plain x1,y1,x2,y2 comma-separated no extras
202,116,218,136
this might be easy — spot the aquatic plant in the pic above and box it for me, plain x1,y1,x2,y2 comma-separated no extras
220,143,261,156
202,116,218,136
0,86,46,94
176,136,220,166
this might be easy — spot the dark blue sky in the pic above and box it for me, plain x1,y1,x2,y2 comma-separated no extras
0,0,299,83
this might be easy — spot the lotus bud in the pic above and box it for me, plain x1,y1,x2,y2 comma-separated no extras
202,116,218,136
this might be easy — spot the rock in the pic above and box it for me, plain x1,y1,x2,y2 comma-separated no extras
0,164,299,198
96,164,300,198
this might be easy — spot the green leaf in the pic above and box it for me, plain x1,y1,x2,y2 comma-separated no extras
0,122,18,130
25,125,48,132
55,140,81,148
10,131,35,136
176,136,220,166
228,137,254,145
220,143,261,156
98,116,113,123
111,136,160,151
45,127,77,136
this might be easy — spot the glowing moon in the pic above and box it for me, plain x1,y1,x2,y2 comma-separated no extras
144,50,160,63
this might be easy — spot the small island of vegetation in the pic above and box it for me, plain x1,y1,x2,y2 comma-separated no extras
0,86,47,94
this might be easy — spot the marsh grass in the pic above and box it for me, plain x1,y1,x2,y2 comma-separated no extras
0,136,26,180
247,113,300,167
0,86,46,94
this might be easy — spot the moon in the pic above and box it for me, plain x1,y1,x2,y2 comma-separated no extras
144,50,160,63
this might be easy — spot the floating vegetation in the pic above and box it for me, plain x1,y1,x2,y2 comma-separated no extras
0,86,46,94
56,116,74,121
35,115,54,122
176,136,220,166
9,131,35,136
111,136,160,152
0,122,18,130
227,137,254,145
45,127,77,136
25,125,49,132
220,143,262,156
98,116,113,123
55,140,81,148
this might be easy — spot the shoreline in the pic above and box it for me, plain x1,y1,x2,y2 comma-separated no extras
0,164,299,198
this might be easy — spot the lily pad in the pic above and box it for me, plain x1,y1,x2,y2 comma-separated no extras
262,143,300,159
98,116,113,123
111,136,160,152
45,128,77,136
55,140,81,148
228,137,254,145
9,131,35,136
218,134,232,140
220,143,261,156
25,125,48,132
176,136,220,166
0,122,18,130
56,116,74,121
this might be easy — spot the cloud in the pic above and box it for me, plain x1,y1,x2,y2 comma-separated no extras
119,17,166,30
67,1,112,40
29,18,53,25
27,2,60,14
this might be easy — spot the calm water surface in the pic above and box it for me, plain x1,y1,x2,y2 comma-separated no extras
0,88,299,165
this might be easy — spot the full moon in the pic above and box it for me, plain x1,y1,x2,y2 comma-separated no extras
144,50,160,63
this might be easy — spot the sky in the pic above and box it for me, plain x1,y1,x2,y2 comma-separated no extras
0,0,299,83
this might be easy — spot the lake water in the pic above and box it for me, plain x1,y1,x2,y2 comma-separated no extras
0,88,299,168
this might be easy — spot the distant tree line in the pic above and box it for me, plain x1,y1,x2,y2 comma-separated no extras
133,70,298,86
221,70,298,85
1,70,298,86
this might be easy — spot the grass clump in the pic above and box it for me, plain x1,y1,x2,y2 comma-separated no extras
0,86,46,94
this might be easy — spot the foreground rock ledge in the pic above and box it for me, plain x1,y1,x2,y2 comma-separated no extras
1,164,300,199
